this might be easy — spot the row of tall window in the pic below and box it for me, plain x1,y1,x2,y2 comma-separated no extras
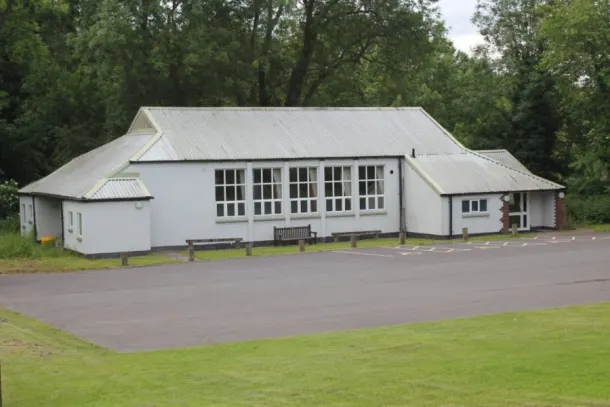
215,165,385,218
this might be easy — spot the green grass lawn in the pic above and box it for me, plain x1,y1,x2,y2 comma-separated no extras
190,234,519,260
588,223,610,232
2,303,610,406
0,254,180,274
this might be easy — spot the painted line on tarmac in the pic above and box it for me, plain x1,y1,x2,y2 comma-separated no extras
332,250,394,258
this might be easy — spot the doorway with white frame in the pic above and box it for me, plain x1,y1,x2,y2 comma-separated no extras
508,192,530,231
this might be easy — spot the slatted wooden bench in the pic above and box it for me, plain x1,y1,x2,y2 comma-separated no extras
186,238,243,261
331,230,382,242
273,224,318,246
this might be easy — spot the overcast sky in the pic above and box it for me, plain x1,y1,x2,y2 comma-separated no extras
438,0,484,53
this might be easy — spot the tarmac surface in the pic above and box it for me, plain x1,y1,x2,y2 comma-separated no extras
1,234,609,352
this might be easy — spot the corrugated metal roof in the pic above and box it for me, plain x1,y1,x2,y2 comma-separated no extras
476,149,531,174
86,178,152,200
19,134,154,199
407,152,563,195
136,107,466,161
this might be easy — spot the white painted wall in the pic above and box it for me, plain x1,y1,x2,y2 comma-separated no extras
542,192,556,228
63,200,151,255
18,195,34,236
131,157,402,247
451,194,503,235
33,197,62,240
404,164,444,236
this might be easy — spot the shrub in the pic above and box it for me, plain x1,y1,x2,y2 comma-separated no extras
0,233,37,259
0,215,20,233
0,232,70,260
0,179,19,219
566,195,610,225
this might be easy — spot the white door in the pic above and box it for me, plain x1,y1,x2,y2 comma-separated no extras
509,192,530,231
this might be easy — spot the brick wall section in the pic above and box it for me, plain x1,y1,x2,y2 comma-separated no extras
555,193,567,229
501,198,510,232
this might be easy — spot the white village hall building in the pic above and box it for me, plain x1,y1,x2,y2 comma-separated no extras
18,107,566,257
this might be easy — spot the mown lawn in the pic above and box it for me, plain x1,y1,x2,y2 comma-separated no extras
0,254,180,274
2,303,609,407
190,234,519,260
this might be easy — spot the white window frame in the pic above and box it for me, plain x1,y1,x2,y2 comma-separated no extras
68,211,74,232
27,204,33,224
358,165,385,211
21,204,25,223
324,166,352,212
461,198,488,214
77,212,83,235
215,169,246,218
253,168,283,216
289,167,318,214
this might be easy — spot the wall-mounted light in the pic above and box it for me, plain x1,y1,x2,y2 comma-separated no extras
503,194,511,202
135,201,143,209
558,191,565,199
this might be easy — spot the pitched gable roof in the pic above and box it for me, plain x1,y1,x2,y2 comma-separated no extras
19,134,154,200
133,107,466,161
406,151,563,195
476,149,531,174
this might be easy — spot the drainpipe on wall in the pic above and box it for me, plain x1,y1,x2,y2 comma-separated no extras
31,196,37,242
398,157,405,235
448,195,453,239
60,200,65,247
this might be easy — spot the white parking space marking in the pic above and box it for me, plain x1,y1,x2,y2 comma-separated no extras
332,250,394,258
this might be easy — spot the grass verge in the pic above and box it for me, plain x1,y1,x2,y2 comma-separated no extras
0,255,180,274
189,234,520,260
1,303,610,406
587,223,610,232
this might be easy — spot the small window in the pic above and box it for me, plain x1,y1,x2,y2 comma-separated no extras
253,168,282,216
289,167,318,214
462,199,488,214
77,212,83,235
21,204,25,222
358,165,384,211
69,211,74,227
28,204,33,220
324,166,352,212
215,169,246,217
461,200,470,213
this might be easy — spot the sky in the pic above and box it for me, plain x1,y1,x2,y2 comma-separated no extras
438,0,485,54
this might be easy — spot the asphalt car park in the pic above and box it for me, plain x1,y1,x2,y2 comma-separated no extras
1,233,609,352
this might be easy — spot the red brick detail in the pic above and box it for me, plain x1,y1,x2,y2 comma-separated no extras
555,194,567,229
500,199,510,232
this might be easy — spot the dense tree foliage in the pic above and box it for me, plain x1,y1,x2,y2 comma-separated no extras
1,0,609,208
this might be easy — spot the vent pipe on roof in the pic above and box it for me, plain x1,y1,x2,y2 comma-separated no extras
411,148,416,158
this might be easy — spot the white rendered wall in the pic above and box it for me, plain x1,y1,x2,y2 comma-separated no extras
19,195,34,236
451,194,503,235
403,164,444,236
542,192,556,227
131,158,402,248
63,200,151,255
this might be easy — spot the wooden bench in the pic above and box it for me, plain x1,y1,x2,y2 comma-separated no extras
331,230,382,242
273,224,318,246
186,238,243,261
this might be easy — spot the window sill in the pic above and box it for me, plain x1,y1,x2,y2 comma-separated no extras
360,210,387,216
326,211,356,218
216,216,248,224
290,213,321,220
68,227,73,233
462,212,490,218
254,215,285,222
76,235,83,242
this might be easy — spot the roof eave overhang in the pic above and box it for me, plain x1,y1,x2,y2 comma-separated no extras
18,191,154,202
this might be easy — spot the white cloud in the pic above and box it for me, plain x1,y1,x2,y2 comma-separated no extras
437,0,486,54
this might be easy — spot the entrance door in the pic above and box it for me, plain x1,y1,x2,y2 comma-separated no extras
509,192,530,231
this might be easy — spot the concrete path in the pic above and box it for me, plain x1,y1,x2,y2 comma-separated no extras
1,234,609,352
